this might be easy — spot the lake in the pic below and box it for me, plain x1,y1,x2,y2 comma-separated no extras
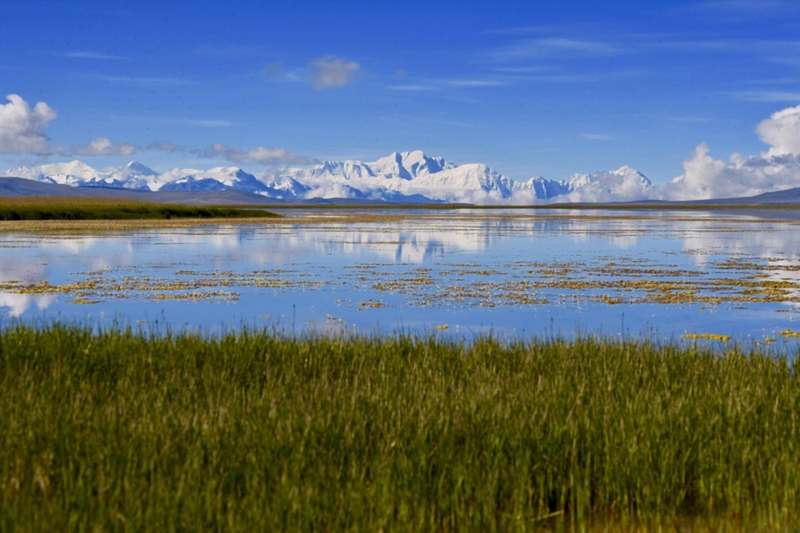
3,208,800,344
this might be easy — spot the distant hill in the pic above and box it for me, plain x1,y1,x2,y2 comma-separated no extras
684,186,800,206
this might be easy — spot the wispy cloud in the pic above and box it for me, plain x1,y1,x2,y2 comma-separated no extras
147,141,183,153
732,91,800,102
258,56,362,90
188,119,234,127
389,77,505,92
489,38,624,63
650,39,741,52
194,143,314,166
93,75,195,86
491,66,553,74
387,85,440,92
515,70,647,84
445,79,504,88
308,56,361,90
111,115,233,128
581,133,613,141
61,51,127,60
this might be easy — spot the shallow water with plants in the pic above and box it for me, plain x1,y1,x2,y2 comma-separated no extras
3,208,800,343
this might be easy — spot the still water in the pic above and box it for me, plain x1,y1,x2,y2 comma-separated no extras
2,208,800,343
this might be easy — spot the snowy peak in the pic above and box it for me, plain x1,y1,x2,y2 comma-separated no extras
2,152,656,204
555,166,654,202
599,165,651,184
371,150,454,180
43,160,99,179
524,176,569,199
123,161,158,176
160,166,269,193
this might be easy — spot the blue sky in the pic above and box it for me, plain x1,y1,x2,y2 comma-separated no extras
1,0,799,184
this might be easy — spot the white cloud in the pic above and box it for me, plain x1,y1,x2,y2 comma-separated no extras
147,140,183,153
564,168,655,203
260,56,361,90
662,105,800,200
234,146,311,165
0,94,57,154
756,104,800,155
309,56,360,90
195,142,229,158
195,143,312,166
733,91,800,102
93,75,195,86
74,137,136,156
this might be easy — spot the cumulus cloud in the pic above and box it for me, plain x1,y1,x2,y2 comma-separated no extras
309,56,360,90
662,105,800,200
73,137,136,156
0,94,57,154
756,104,800,155
195,143,312,166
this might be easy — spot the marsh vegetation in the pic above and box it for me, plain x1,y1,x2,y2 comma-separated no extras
0,197,279,221
3,208,800,530
2,324,799,530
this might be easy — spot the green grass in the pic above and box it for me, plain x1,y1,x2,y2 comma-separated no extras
0,197,280,220
2,325,799,531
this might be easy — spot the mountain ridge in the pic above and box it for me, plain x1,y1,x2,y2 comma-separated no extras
4,150,660,204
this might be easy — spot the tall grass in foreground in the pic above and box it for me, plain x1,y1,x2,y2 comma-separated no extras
1,325,799,531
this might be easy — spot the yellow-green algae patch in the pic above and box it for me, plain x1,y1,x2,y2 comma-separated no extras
681,333,732,342
4,252,800,311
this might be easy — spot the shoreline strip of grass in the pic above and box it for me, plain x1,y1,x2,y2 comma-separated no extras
2,324,799,530
0,197,280,221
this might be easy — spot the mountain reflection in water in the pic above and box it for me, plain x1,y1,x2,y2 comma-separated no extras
2,209,800,342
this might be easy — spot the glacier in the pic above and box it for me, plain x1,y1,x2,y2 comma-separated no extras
3,150,657,204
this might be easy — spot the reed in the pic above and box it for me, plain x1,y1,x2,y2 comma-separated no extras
1,324,798,531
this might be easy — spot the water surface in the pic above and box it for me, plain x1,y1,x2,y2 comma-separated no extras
3,208,800,343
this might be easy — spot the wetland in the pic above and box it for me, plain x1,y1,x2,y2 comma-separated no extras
3,207,800,343
5,206,800,530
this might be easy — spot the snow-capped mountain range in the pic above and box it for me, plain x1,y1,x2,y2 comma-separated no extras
3,150,656,204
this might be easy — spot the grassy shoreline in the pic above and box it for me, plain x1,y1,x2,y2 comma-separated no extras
2,324,799,530
0,197,280,222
